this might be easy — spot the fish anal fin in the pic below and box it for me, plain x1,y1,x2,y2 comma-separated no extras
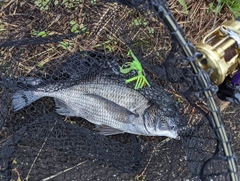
94,125,124,136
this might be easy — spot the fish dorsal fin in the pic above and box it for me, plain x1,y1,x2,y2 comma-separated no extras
94,125,124,136
54,98,75,116
84,93,139,123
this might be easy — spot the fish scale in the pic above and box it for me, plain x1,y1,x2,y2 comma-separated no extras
41,84,148,132
72,84,148,110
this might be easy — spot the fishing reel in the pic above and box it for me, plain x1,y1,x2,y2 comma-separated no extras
196,18,240,104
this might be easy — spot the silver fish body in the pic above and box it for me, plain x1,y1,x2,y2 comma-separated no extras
12,77,179,138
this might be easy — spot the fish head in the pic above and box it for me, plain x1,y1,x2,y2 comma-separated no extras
144,105,180,139
154,116,179,139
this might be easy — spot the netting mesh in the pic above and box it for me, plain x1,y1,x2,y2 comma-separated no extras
0,0,239,180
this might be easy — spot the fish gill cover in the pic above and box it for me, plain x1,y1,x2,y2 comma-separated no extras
0,0,238,180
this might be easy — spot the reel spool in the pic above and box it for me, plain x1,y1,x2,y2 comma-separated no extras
196,19,240,85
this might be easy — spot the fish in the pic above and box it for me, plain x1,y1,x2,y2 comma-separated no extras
11,76,179,139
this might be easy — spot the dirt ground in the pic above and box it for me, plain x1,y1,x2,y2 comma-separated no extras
1,0,240,180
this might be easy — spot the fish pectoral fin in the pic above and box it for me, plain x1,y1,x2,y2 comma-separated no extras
84,93,139,123
54,98,75,117
94,125,124,136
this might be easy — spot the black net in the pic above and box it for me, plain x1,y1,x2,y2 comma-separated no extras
0,0,239,180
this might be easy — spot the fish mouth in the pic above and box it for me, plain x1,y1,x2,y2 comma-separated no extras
153,117,179,138
166,117,180,138
175,135,181,140
169,129,179,139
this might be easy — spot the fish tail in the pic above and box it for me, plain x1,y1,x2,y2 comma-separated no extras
12,90,42,111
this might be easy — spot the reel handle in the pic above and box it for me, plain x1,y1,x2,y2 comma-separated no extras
196,18,240,104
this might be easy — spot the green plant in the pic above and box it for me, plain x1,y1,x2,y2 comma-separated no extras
31,20,88,52
91,0,96,4
209,0,240,17
59,41,75,50
147,27,154,35
34,0,59,11
31,30,54,37
130,16,155,36
62,0,81,9
178,0,188,14
93,35,117,52
69,21,89,34
31,30,47,37
70,21,80,33
132,17,148,26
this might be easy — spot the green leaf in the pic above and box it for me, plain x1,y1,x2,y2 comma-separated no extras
59,41,68,50
232,1,240,11
37,31,47,37
37,62,44,68
178,0,188,14
70,20,76,26
133,19,140,26
177,98,183,103
209,2,214,11
71,24,78,33
91,0,96,4
12,158,17,164
80,24,89,34
105,45,114,52
208,2,223,13
148,27,154,34
143,20,148,26
54,0,59,5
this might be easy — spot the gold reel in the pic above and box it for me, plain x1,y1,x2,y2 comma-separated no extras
196,19,240,85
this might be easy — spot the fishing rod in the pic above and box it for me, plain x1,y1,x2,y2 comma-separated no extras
196,18,240,181
147,1,240,180
196,17,240,181
181,16,240,181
